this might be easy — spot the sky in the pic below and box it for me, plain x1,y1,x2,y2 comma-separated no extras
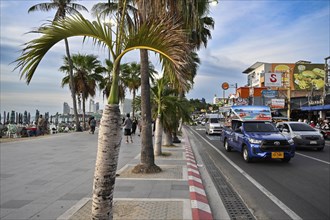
1,0,329,116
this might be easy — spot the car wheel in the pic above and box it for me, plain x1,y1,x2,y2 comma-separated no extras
242,146,252,163
224,139,231,152
316,147,324,151
281,157,291,162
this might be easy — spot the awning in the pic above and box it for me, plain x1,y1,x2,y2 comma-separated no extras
300,105,330,111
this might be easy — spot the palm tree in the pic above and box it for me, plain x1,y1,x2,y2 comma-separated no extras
27,0,88,131
150,77,173,155
121,62,157,119
60,53,104,130
14,7,192,219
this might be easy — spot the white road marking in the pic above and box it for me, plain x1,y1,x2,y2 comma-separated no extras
189,128,303,220
296,152,330,165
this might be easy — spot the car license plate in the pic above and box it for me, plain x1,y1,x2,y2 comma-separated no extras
272,152,284,158
310,141,317,144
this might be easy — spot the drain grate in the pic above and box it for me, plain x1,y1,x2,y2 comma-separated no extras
198,149,255,220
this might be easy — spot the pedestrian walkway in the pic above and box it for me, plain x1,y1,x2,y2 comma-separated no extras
58,129,213,220
0,128,213,220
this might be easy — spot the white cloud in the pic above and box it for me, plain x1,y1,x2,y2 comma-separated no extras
1,0,329,111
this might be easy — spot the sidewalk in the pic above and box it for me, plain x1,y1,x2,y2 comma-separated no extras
58,129,213,220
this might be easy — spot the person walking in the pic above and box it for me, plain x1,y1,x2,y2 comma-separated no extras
123,113,133,143
131,117,137,135
89,117,96,134
37,115,45,135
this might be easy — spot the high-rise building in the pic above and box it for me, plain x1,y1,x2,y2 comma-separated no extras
89,99,95,113
63,102,70,115
95,102,99,112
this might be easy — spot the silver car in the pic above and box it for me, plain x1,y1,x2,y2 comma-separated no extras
276,122,325,151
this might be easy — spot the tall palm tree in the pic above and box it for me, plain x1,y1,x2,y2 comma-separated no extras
27,0,88,131
60,53,104,130
121,62,141,118
14,8,192,219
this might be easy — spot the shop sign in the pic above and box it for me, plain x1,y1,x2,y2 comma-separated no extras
265,73,282,87
308,97,324,106
271,99,285,109
262,90,278,98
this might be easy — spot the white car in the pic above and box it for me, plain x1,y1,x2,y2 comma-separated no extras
205,114,224,135
276,122,325,151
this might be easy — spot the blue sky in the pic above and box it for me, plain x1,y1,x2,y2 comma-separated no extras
1,0,329,116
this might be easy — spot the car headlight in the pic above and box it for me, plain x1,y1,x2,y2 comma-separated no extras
320,135,324,140
292,132,301,139
288,138,295,145
248,138,262,144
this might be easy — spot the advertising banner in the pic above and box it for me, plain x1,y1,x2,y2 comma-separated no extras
231,105,272,121
292,64,325,90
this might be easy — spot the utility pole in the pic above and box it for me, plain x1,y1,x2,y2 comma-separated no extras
324,56,330,105
284,70,291,121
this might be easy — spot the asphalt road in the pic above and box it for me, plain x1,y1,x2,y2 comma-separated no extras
186,125,330,220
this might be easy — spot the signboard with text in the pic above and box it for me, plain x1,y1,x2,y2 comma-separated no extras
264,73,282,87
271,99,285,109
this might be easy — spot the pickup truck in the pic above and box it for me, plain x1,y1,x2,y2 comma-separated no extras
221,106,295,163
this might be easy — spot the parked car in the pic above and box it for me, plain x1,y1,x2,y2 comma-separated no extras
276,122,325,151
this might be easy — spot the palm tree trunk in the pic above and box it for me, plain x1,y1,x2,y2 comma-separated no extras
132,49,161,173
64,38,80,131
154,114,163,156
163,130,173,146
82,94,86,131
132,89,136,119
91,104,121,220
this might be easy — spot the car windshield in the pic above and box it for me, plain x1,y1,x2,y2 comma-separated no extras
243,122,277,132
210,118,219,123
289,123,316,131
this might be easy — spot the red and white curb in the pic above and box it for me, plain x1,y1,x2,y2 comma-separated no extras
183,131,213,220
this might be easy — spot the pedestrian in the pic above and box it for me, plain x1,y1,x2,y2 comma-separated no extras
37,115,45,135
123,113,133,143
310,121,315,128
131,117,137,135
89,117,96,134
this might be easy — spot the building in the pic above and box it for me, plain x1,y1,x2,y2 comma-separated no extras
120,99,132,116
95,102,99,112
241,60,329,121
89,99,95,113
63,102,70,115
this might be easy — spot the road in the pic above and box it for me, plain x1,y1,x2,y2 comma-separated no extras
186,125,330,220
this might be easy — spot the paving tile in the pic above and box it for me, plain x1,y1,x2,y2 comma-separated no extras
1,200,33,209
59,193,87,201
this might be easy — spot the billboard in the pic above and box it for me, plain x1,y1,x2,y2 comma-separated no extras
271,63,325,91
231,105,272,121
292,64,325,90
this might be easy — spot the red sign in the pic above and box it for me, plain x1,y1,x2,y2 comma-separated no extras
222,82,229,90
